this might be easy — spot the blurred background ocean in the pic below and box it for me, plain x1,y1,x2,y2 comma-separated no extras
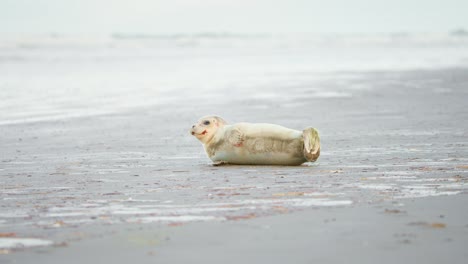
1,0,468,125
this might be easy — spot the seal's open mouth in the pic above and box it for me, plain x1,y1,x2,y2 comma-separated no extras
192,130,208,136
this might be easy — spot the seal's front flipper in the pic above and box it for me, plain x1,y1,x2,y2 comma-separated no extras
212,161,229,166
303,127,320,162
227,128,245,147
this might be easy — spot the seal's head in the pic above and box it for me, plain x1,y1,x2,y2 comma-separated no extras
190,116,227,144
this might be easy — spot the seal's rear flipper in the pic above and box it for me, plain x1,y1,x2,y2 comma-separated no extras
303,127,320,162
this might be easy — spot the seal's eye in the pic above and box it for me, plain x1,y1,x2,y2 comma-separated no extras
203,120,211,125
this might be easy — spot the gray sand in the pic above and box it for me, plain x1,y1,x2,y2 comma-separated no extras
5,196,467,264
1,68,468,263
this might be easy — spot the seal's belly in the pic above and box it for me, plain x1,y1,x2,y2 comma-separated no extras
209,137,306,166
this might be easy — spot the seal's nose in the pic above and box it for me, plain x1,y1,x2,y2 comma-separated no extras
190,125,196,136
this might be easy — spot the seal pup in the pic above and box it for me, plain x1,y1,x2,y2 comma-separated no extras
190,116,320,166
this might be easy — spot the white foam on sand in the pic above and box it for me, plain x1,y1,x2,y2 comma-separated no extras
359,184,396,190
104,206,251,216
126,215,224,224
397,189,461,199
290,199,353,207
0,212,29,218
206,198,353,207
36,196,354,225
0,238,53,249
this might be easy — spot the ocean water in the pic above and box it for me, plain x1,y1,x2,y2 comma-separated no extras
1,33,468,125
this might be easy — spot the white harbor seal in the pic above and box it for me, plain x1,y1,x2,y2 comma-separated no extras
190,116,320,166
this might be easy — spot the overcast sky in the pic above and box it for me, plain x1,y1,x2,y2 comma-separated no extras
1,0,467,34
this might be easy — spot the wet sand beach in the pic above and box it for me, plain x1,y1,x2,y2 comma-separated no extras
1,35,468,263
